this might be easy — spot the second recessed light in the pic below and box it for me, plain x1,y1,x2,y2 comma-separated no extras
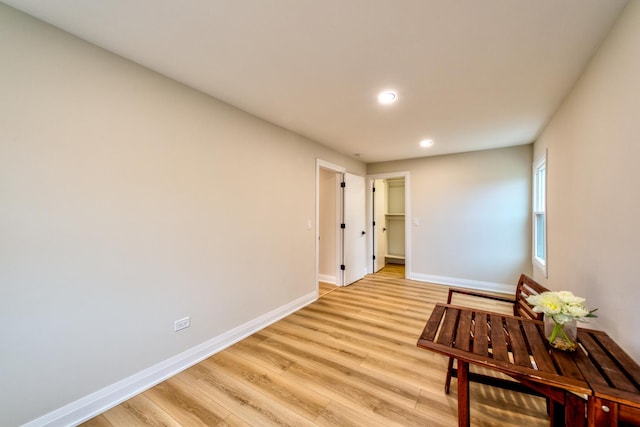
420,139,434,147
378,90,397,104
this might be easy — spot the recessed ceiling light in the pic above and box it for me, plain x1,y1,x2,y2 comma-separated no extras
420,139,434,148
377,90,397,104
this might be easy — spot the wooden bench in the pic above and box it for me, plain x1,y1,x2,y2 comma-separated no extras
418,303,640,426
444,274,549,394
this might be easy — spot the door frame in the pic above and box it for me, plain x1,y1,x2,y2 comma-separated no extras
316,159,345,289
366,171,411,279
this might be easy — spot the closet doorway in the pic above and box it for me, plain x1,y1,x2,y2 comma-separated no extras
368,172,411,279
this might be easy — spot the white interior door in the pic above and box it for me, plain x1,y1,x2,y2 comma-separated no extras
343,173,366,285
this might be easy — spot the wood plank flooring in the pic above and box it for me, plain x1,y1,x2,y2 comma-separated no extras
318,282,338,298
83,266,548,426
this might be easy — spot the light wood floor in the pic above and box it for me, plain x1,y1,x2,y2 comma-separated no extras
318,281,338,298
82,266,548,426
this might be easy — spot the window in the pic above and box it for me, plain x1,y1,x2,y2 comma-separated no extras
533,154,547,276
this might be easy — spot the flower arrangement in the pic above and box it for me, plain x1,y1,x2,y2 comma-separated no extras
526,291,597,351
526,291,598,323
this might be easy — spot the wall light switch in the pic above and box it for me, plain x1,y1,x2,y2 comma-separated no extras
306,219,312,230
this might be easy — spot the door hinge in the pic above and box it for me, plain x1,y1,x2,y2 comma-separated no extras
372,220,376,226
340,264,346,271
373,255,376,260
372,187,376,192
341,182,346,188
340,223,346,229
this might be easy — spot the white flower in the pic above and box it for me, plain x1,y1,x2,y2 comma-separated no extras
527,292,562,315
527,290,596,323
556,291,585,305
564,304,589,318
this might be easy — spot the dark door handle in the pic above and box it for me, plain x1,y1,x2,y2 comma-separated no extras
383,228,387,232
361,231,366,235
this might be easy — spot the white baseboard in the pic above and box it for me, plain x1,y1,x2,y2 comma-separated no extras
318,274,336,284
409,272,515,294
23,291,317,427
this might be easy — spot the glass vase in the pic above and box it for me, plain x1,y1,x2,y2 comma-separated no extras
544,315,577,351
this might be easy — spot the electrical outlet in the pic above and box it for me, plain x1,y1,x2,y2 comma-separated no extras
174,316,190,332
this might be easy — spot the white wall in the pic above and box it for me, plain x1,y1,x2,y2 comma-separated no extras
533,1,640,361
368,145,532,288
0,5,365,426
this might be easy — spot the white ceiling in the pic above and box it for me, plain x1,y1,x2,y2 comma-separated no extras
2,0,629,162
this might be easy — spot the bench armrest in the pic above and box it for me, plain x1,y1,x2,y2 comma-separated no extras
447,287,515,304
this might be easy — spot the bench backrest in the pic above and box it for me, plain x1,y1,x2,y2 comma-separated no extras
513,274,549,320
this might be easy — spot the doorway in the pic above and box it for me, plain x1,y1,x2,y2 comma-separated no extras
316,159,367,289
368,172,411,279
318,167,341,286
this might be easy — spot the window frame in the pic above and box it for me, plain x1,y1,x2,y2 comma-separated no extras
532,152,547,276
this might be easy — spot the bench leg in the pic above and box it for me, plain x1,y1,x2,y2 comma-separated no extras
549,400,565,426
588,396,618,427
565,393,586,427
445,356,454,394
457,360,470,427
